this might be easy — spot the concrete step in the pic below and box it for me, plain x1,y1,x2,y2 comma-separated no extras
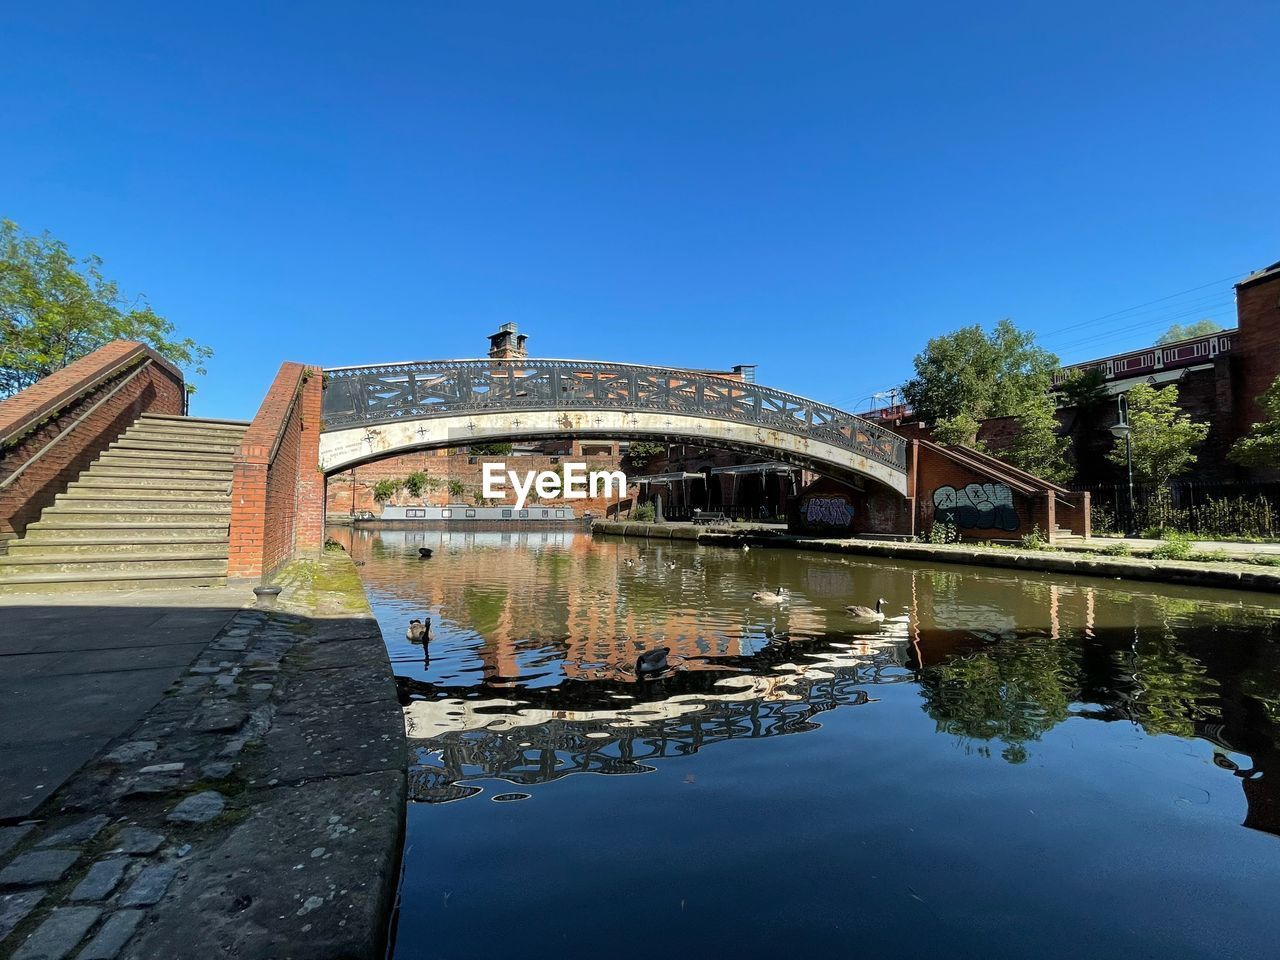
8,536,230,556
0,569,228,593
120,431,243,449
86,464,235,481
33,508,230,526
22,521,230,540
53,496,231,513
60,485,230,500
71,475,232,493
111,438,240,455
139,413,250,430
94,455,234,473
0,553,229,576
100,447,235,464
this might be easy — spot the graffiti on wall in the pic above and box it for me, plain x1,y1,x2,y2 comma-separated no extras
933,483,1019,531
801,496,854,528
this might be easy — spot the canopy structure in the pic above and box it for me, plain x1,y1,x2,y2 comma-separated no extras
631,471,707,485
708,461,799,476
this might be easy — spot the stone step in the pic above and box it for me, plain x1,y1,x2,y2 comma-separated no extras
120,431,244,449
32,508,230,526
94,456,235,474
7,536,230,556
52,496,231,513
111,438,240,454
60,484,230,500
22,521,230,540
85,464,235,481
0,569,228,593
100,447,235,464
0,553,229,576
70,475,232,493
138,413,250,430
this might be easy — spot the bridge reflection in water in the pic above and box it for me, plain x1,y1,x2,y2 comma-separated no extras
334,525,1280,840
400,628,912,804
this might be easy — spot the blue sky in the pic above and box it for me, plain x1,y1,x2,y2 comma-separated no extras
3,2,1278,419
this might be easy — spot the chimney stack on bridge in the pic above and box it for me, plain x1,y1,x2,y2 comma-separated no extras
488,322,529,360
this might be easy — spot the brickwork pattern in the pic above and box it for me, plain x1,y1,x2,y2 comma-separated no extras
228,364,324,579
912,443,1054,542
1235,269,1280,443
0,342,185,543
326,450,634,519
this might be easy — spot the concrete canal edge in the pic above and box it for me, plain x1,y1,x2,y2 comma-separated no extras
592,521,1280,595
0,552,406,960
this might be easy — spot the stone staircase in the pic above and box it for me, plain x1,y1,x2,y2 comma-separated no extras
0,413,248,592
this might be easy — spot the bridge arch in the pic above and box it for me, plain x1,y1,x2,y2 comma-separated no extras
319,358,910,494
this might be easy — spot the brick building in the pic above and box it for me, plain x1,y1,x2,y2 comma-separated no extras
873,259,1280,483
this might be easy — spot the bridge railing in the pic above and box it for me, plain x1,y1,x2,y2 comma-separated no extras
321,358,908,472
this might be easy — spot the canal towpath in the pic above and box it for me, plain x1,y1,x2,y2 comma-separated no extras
0,553,404,960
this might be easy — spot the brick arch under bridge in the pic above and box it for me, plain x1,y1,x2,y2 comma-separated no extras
318,358,911,494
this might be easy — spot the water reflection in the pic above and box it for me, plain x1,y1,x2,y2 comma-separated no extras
336,525,1280,840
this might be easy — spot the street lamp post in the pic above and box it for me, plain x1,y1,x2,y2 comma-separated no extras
1109,395,1136,535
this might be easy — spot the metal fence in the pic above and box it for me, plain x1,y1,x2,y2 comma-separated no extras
1074,481,1280,538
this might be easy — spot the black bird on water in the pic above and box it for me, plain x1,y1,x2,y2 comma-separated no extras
635,646,671,676
407,618,430,643
418,547,434,559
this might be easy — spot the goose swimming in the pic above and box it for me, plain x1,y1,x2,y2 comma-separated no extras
635,646,671,675
845,598,888,621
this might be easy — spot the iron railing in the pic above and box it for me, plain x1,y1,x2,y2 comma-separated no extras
1075,480,1280,538
322,358,908,472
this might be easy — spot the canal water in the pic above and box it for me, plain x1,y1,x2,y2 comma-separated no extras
332,524,1280,960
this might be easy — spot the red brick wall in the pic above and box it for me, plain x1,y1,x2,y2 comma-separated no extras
1055,491,1091,538
1234,268,1280,455
228,363,324,579
0,341,185,544
326,449,634,519
792,476,909,536
912,443,1051,542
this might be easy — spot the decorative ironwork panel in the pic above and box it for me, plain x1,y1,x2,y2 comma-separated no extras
322,359,908,472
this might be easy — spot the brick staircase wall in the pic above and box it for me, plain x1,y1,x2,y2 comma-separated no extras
227,362,324,580
0,342,185,549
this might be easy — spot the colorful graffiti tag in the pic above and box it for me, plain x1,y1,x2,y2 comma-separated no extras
932,483,1019,531
801,496,855,528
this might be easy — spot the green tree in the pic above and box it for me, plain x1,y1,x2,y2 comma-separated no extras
470,442,513,455
1228,375,1280,468
1009,400,1072,484
931,412,982,448
625,441,664,463
1109,382,1209,485
0,219,212,398
1058,366,1110,417
1156,319,1223,345
903,318,1059,425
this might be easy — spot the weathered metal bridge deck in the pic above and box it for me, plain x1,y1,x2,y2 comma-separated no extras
320,358,909,492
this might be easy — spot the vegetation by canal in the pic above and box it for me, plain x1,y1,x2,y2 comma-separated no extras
332,524,1280,960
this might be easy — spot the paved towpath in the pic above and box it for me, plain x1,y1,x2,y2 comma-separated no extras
0,588,245,821
1058,537,1280,558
